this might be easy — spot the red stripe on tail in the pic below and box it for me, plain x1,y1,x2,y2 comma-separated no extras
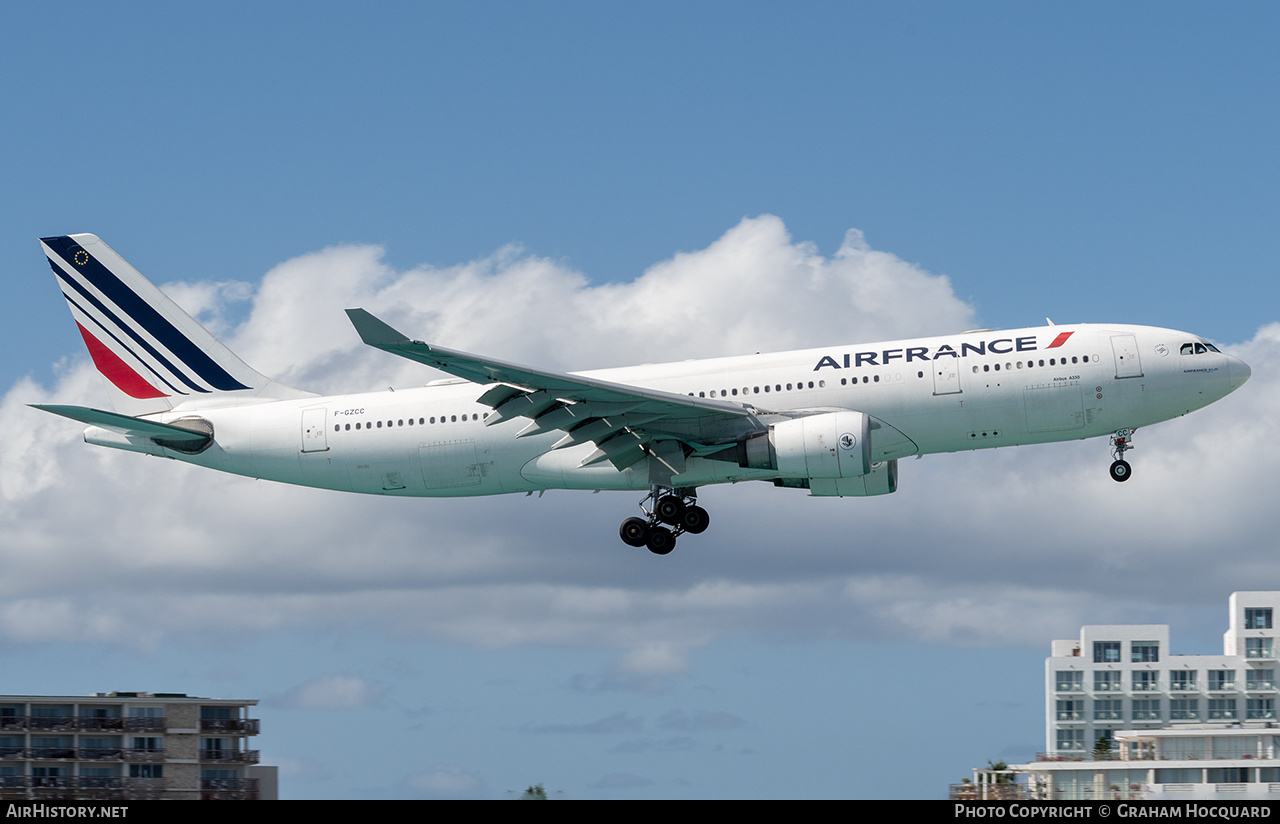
76,323,169,399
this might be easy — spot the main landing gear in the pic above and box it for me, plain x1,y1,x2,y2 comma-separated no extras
1109,428,1134,482
619,486,710,555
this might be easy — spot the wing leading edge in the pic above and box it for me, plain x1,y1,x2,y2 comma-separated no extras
345,308,766,475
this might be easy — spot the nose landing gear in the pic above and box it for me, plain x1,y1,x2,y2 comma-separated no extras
1109,429,1134,482
618,486,710,555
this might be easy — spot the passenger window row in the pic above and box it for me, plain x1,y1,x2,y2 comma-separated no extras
683,353,1094,396
972,354,1095,373
335,413,485,432
691,380,830,398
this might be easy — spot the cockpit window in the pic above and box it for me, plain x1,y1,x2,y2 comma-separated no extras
1203,341,1221,353
1181,343,1194,355
1181,342,1219,355
1195,343,1207,354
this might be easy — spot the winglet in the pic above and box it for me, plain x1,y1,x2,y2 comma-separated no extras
345,309,413,347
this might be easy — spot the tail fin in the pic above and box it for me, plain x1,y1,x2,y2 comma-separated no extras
40,233,311,415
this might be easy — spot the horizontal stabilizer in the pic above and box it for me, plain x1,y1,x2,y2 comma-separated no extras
30,404,210,445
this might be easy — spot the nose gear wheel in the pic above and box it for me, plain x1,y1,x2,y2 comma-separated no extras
1109,429,1134,483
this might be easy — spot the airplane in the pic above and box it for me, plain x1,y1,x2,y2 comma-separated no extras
33,233,1252,555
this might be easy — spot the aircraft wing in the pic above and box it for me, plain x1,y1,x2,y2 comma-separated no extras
346,308,766,474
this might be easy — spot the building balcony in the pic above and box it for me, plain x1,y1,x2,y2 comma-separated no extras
4,778,165,801
75,718,126,731
123,718,166,731
0,717,166,732
1035,751,1126,762
199,718,259,735
26,718,77,732
1040,786,1149,801
120,778,164,800
1,749,168,763
199,749,260,764
0,747,157,761
29,777,77,793
949,782,1029,801
201,778,259,801
1037,749,1280,762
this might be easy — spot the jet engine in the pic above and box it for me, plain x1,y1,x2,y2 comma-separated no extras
720,409,900,496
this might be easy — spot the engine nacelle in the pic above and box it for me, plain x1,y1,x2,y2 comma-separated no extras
735,410,871,478
772,410,870,478
719,410,911,496
808,459,897,496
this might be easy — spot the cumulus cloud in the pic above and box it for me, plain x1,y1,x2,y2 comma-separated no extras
401,764,486,799
614,643,689,677
1,215,1270,656
273,675,386,710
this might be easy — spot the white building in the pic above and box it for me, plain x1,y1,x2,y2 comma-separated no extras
1002,592,1280,800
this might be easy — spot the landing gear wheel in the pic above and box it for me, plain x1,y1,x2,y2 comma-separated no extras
620,517,650,547
681,505,710,534
1108,429,1136,484
646,526,676,555
626,486,704,555
655,495,686,525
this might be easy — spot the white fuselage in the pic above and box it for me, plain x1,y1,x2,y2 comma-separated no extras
87,323,1249,497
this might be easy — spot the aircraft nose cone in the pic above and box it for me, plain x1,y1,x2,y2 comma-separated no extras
1231,356,1252,390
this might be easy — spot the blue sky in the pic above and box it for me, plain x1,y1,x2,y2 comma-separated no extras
2,2,1279,799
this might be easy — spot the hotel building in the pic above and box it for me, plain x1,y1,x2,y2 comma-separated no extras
0,691,272,800
958,592,1280,800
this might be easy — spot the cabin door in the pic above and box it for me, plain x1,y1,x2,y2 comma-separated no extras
931,360,961,395
1111,335,1144,379
301,408,329,453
